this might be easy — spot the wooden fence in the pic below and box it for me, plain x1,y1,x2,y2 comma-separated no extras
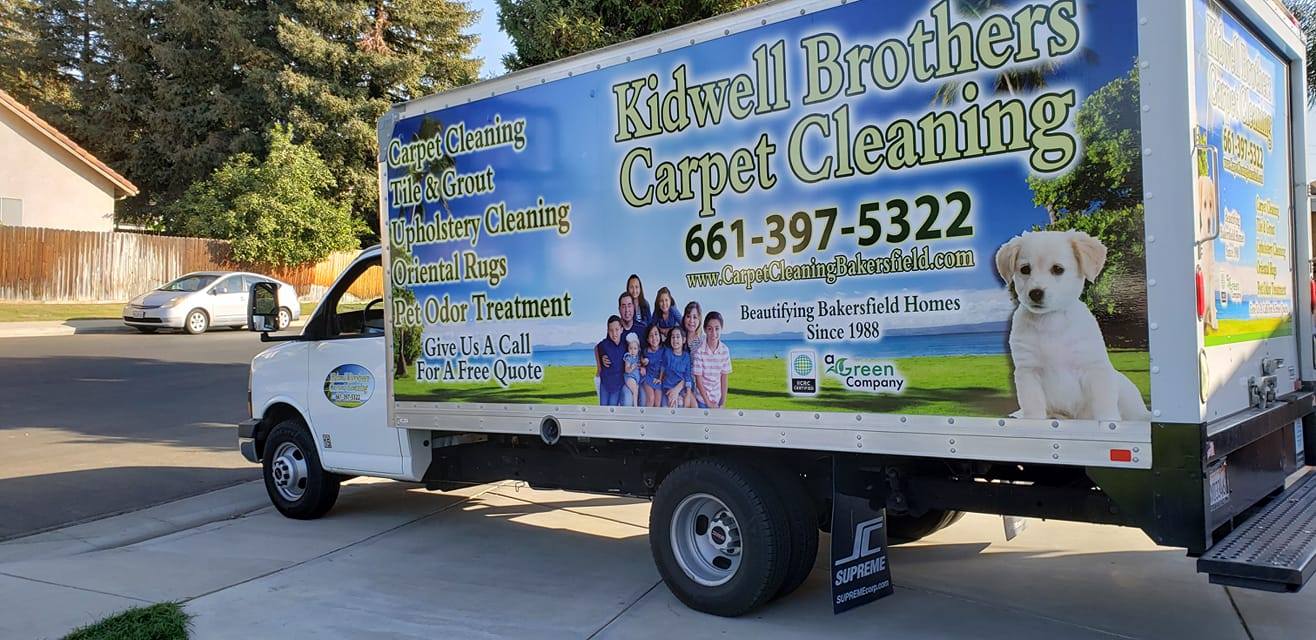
0,226,373,302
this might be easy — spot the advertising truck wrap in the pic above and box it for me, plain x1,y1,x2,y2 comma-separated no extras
382,0,1156,425
1192,0,1295,347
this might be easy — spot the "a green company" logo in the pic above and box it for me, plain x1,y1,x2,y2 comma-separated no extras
825,356,896,378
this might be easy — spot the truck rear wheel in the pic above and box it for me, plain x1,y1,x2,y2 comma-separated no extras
757,465,818,600
887,509,965,544
262,419,340,520
650,458,791,617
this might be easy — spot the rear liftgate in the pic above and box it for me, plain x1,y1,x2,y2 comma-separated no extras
1197,403,1316,592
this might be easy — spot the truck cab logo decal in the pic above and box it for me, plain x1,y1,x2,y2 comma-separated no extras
324,364,374,408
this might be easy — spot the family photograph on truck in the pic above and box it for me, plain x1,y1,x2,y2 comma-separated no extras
237,0,1316,617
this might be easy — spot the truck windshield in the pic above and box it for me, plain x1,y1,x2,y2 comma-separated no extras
159,275,219,292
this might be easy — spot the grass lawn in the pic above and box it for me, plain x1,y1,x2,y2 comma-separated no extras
63,602,189,640
1204,317,1293,346
0,302,124,322
394,350,1151,417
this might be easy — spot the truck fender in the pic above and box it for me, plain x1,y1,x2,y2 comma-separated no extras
253,397,320,460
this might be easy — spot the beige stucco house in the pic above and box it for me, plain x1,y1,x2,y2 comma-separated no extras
0,90,137,232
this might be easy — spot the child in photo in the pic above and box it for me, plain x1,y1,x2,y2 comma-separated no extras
652,287,681,339
662,327,697,408
626,274,653,326
623,333,641,407
595,315,627,406
692,311,731,409
639,324,664,407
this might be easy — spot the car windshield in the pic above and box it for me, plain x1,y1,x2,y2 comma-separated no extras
158,275,219,292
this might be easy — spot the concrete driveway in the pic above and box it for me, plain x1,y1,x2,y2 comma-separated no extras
2,479,1313,639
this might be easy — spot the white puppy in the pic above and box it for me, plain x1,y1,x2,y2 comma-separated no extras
995,230,1150,421
1196,175,1219,330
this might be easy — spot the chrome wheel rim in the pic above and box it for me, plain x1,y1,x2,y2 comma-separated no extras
670,493,742,586
277,308,290,329
188,312,206,333
270,441,309,502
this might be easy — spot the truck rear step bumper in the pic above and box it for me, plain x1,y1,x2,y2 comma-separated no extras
1197,469,1316,592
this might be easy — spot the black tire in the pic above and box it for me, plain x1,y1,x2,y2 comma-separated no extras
183,309,209,335
261,419,340,520
650,458,791,617
759,467,819,600
887,509,965,544
135,326,158,334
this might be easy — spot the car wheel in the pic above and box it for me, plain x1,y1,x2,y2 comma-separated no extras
650,457,791,617
262,419,340,520
135,327,158,334
277,307,291,330
184,309,209,335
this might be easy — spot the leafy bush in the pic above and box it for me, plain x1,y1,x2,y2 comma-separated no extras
168,125,362,266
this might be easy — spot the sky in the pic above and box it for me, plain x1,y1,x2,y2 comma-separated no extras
468,0,513,78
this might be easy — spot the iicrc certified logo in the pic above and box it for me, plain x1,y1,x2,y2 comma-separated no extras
787,349,817,395
823,355,905,393
324,364,374,408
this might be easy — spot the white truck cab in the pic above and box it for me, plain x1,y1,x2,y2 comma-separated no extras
239,247,432,516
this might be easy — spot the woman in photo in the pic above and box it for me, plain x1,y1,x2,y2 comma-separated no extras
651,287,681,339
639,324,665,407
662,327,697,408
682,300,704,354
626,274,652,326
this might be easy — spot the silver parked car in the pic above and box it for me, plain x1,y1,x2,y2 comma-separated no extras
123,271,301,334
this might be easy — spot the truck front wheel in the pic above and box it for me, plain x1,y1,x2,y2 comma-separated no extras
262,419,340,520
649,458,792,617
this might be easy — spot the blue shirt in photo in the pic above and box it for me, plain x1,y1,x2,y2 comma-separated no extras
661,347,694,391
597,337,626,393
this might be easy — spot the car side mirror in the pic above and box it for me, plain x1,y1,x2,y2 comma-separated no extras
248,282,280,333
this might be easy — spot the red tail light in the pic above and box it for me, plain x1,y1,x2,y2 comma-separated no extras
1196,269,1206,319
1309,278,1314,314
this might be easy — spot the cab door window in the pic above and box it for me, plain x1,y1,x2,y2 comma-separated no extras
322,261,385,338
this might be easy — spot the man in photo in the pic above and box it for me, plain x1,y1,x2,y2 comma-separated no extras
692,311,731,409
618,292,647,345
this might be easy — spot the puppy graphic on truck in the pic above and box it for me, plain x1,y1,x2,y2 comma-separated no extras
995,231,1152,422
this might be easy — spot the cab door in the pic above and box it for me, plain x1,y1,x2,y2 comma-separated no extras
305,258,400,474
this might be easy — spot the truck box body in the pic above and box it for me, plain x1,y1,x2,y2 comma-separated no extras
378,0,1309,474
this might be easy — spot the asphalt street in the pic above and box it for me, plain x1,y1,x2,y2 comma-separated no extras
0,329,271,540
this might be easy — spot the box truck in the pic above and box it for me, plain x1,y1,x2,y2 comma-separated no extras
238,0,1316,616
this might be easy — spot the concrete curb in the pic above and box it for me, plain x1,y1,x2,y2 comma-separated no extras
0,480,272,563
0,318,309,339
0,319,131,338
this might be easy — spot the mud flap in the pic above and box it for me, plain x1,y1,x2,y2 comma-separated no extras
830,464,894,613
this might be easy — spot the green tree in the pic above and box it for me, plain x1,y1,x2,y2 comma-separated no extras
1028,65,1145,335
275,0,480,239
1027,67,1142,221
169,125,364,266
1285,0,1316,105
495,0,762,71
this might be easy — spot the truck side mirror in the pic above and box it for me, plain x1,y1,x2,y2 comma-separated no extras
249,282,280,333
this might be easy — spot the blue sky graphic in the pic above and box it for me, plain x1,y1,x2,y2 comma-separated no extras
388,0,1141,348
